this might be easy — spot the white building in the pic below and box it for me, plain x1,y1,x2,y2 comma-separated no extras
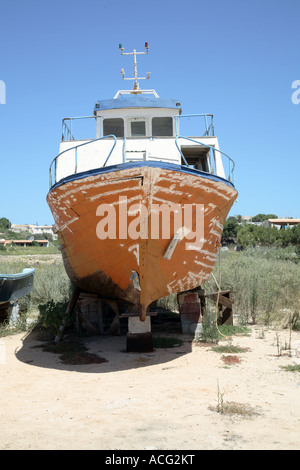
11,224,57,239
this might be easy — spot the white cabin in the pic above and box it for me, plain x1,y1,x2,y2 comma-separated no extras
51,92,229,186
50,45,234,187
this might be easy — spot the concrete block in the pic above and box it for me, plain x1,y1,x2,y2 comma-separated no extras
128,315,151,334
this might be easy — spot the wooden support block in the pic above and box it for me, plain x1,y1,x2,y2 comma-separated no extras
218,307,233,325
75,293,122,336
105,312,120,335
77,307,99,334
204,291,232,309
177,292,202,336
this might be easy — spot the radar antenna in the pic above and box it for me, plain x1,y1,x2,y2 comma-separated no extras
119,42,150,93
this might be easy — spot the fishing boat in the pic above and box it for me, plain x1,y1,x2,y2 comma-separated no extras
47,44,237,327
0,268,35,323
0,268,35,305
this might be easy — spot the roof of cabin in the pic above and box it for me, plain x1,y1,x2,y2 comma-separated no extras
94,94,182,112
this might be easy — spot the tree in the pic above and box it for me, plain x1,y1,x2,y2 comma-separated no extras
237,225,280,247
0,217,11,230
290,224,300,244
236,225,258,247
252,214,278,222
222,217,238,240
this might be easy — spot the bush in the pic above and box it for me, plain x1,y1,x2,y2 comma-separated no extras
0,217,11,230
236,223,300,248
38,300,70,336
210,248,300,326
200,305,220,342
30,262,72,307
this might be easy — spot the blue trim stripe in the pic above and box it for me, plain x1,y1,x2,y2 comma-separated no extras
48,161,235,193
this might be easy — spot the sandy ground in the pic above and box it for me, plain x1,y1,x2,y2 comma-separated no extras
0,324,299,451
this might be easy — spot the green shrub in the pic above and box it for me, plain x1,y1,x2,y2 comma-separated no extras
38,300,70,336
200,305,220,343
30,262,72,307
210,248,300,326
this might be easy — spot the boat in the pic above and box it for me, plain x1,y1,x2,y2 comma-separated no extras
0,268,35,305
0,268,35,323
47,44,237,326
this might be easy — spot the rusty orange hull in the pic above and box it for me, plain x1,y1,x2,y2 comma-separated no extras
47,162,237,320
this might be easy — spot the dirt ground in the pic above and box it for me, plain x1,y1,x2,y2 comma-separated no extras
0,324,299,450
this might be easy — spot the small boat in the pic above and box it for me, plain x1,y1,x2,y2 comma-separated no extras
47,44,238,324
0,268,35,306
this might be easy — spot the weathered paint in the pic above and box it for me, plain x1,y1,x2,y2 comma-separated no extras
47,165,237,320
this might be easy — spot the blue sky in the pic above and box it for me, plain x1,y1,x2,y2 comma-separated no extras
0,0,299,225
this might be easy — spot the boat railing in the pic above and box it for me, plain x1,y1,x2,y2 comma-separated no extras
62,116,96,141
175,135,235,182
62,120,75,141
62,113,215,142
49,135,117,187
174,114,214,137
50,112,234,187
49,134,234,187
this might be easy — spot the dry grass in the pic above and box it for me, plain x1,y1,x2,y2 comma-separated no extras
212,400,259,417
210,381,260,417
207,247,300,327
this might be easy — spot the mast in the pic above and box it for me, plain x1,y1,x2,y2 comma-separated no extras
119,42,150,93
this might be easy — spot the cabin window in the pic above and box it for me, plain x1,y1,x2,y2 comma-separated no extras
103,118,124,137
130,119,146,137
181,147,210,172
152,117,173,136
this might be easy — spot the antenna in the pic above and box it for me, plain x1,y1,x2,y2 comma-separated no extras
119,43,150,93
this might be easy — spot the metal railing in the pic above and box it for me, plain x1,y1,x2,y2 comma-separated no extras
50,113,235,188
62,116,96,141
62,113,215,142
62,120,75,141
175,136,235,182
174,114,214,137
49,135,117,187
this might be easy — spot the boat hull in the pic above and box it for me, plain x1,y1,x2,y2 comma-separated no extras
0,269,35,305
47,162,237,320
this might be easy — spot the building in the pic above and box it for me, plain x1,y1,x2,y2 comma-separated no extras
262,218,300,230
240,216,253,223
0,239,49,247
10,224,57,239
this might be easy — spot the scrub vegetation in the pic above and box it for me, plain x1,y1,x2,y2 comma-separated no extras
222,214,300,249
0,256,72,336
209,246,300,327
